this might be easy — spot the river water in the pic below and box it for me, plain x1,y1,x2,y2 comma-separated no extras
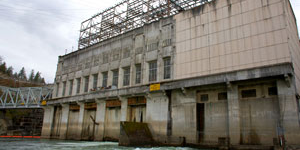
0,138,199,150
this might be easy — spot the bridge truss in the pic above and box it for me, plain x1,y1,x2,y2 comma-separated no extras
78,0,213,49
0,86,52,109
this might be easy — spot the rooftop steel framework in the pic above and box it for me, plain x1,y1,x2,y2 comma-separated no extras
0,86,52,109
78,0,213,49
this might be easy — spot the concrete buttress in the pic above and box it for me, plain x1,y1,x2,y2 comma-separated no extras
94,100,106,141
227,83,241,145
41,106,55,138
76,102,85,140
59,104,70,139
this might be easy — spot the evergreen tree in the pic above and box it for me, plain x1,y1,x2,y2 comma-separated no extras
0,56,3,65
0,62,7,73
18,67,27,81
40,78,46,84
28,69,35,82
33,72,41,83
6,66,13,76
13,72,18,79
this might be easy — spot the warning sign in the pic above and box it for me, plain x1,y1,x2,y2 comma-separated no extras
150,83,160,91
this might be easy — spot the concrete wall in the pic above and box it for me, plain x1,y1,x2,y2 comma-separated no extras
53,17,175,99
174,0,291,79
146,92,169,142
104,107,121,140
284,0,300,94
81,109,96,140
66,109,79,140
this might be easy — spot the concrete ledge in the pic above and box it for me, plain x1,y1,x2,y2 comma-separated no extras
48,63,293,105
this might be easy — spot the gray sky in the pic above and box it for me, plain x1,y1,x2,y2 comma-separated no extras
0,0,299,83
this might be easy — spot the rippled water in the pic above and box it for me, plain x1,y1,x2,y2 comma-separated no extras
0,138,198,150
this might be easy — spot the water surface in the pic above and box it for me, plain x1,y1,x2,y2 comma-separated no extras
0,138,198,150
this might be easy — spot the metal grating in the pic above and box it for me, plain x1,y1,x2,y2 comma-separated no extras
78,0,214,49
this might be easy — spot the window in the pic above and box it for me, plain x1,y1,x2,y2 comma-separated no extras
200,94,209,102
62,81,66,96
69,80,73,96
164,58,171,79
76,78,81,94
268,87,278,96
84,76,89,92
123,67,130,86
102,72,108,87
162,39,172,47
241,89,256,98
93,74,98,89
149,61,157,82
112,49,120,61
123,48,130,58
56,83,59,97
136,64,142,84
147,42,158,51
112,70,119,87
218,92,227,100
103,52,109,63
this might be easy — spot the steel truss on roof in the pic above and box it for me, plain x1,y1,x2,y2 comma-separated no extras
0,86,52,109
78,0,213,49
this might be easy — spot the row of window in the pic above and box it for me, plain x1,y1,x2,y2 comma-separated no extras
57,58,171,97
197,87,278,102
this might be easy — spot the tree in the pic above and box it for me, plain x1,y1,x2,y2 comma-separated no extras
6,66,13,76
40,78,46,84
0,56,3,65
0,62,7,73
18,67,27,81
13,72,18,79
33,72,41,83
28,69,35,82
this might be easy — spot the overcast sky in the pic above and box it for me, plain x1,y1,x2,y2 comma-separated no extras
0,0,299,83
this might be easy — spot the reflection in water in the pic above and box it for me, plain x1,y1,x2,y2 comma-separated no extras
0,138,197,150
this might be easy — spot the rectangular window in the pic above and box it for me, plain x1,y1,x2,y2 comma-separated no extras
123,48,130,58
149,61,157,82
102,72,108,87
123,67,130,86
76,78,81,94
136,64,142,84
56,83,59,97
84,76,89,92
93,74,98,89
164,57,171,79
103,52,109,64
69,80,73,96
200,94,209,102
218,92,227,100
268,87,278,96
241,89,256,98
62,81,66,96
112,70,119,87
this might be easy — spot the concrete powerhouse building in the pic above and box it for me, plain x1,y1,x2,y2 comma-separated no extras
42,0,300,148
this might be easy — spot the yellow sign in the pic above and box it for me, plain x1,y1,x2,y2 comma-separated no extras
41,100,47,106
150,83,160,91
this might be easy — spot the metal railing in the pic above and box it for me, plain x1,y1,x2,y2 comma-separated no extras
0,86,52,109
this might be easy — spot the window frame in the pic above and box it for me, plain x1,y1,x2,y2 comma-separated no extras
76,78,81,94
84,76,89,93
123,67,130,86
62,81,66,96
93,74,98,89
135,64,142,84
149,61,157,82
69,80,73,96
112,70,119,87
163,57,171,79
102,72,108,87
